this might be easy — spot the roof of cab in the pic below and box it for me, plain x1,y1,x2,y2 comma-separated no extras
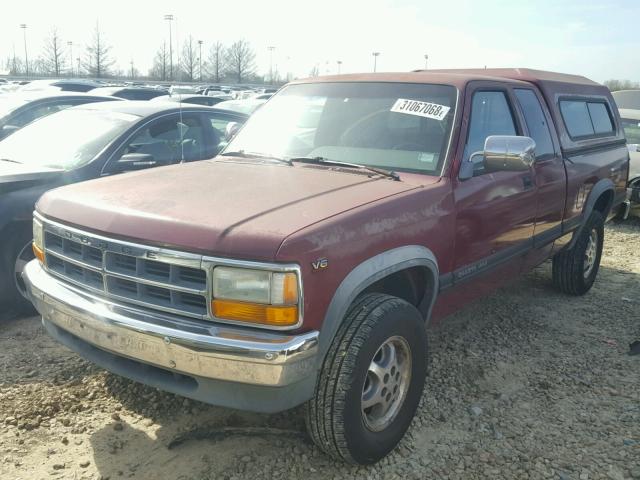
290,68,603,90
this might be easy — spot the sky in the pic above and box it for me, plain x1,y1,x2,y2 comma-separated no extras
0,0,639,82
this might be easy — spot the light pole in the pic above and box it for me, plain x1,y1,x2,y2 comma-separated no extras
267,46,275,84
198,40,203,82
20,24,28,76
424,54,429,70
372,51,380,72
67,41,73,76
337,60,342,74
76,57,81,77
164,14,174,81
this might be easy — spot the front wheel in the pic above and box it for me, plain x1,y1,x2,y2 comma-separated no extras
0,227,35,316
305,293,428,464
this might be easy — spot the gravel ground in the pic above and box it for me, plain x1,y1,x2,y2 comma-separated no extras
0,219,638,480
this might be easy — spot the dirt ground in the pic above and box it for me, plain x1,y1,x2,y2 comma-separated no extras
1,219,638,480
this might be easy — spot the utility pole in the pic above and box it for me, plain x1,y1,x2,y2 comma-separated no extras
130,59,135,79
76,57,81,77
372,51,380,73
337,60,342,74
67,41,73,76
424,54,428,70
20,24,28,76
267,46,275,84
198,40,203,82
164,14,174,81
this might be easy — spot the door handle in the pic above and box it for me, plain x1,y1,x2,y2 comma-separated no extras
522,175,534,190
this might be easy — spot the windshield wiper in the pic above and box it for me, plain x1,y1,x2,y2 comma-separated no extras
0,158,21,164
220,150,293,166
289,156,400,181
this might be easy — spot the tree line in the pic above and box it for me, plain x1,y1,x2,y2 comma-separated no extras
604,79,640,92
4,23,261,84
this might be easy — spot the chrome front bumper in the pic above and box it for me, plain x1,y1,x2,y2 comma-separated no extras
23,260,319,388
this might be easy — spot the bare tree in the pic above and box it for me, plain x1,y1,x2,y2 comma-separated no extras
180,35,197,82
82,22,114,78
309,64,320,77
225,39,255,83
4,55,23,76
205,42,226,83
41,28,66,77
149,42,169,81
604,79,640,92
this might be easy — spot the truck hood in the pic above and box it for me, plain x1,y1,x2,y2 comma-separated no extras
0,161,63,185
37,159,424,260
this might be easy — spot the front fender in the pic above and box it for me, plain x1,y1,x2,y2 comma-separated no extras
317,245,438,363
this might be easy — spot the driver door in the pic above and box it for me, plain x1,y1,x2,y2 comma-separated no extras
451,82,538,282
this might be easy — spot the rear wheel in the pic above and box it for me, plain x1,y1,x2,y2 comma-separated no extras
552,210,604,295
305,293,428,464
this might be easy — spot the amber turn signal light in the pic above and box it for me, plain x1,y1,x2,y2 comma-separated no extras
212,300,298,327
32,243,44,263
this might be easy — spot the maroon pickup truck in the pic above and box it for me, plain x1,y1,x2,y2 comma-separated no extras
23,69,630,464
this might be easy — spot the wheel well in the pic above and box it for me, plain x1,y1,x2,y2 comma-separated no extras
592,189,614,216
361,266,435,318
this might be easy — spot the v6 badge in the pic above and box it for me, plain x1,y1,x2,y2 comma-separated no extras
312,258,328,271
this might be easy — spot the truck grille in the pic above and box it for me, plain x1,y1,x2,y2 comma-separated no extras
43,229,208,318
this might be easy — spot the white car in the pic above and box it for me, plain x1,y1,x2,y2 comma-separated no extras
618,108,640,209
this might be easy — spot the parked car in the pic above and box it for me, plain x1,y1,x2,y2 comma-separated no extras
619,108,640,209
151,94,227,106
0,92,121,140
214,98,267,115
0,101,247,312
19,79,103,93
89,86,166,101
612,89,640,110
22,69,629,464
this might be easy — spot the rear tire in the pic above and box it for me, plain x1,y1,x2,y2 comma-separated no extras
305,293,427,464
552,210,604,295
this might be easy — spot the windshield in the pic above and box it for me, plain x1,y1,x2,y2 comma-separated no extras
0,96,29,120
0,107,138,169
224,82,457,174
621,117,640,144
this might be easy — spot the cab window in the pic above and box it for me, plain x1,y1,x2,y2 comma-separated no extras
464,91,517,172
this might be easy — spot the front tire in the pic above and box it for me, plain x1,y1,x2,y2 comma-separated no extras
552,210,605,295
0,227,35,316
305,293,428,464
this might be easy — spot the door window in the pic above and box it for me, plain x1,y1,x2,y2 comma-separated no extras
514,89,555,159
207,114,243,155
120,114,207,165
464,91,517,172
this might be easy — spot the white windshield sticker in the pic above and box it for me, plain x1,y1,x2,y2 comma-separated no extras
391,99,450,121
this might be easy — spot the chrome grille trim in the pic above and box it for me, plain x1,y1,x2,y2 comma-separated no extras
35,213,304,330
41,218,208,319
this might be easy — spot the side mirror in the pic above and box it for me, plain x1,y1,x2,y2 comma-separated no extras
459,135,536,180
112,153,157,173
483,135,536,173
225,122,241,141
0,124,20,139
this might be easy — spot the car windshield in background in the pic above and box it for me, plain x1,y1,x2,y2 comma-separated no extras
621,117,640,144
0,108,138,169
223,82,457,175
0,96,29,119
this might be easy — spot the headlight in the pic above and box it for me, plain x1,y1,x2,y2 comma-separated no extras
32,217,44,263
212,267,300,327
